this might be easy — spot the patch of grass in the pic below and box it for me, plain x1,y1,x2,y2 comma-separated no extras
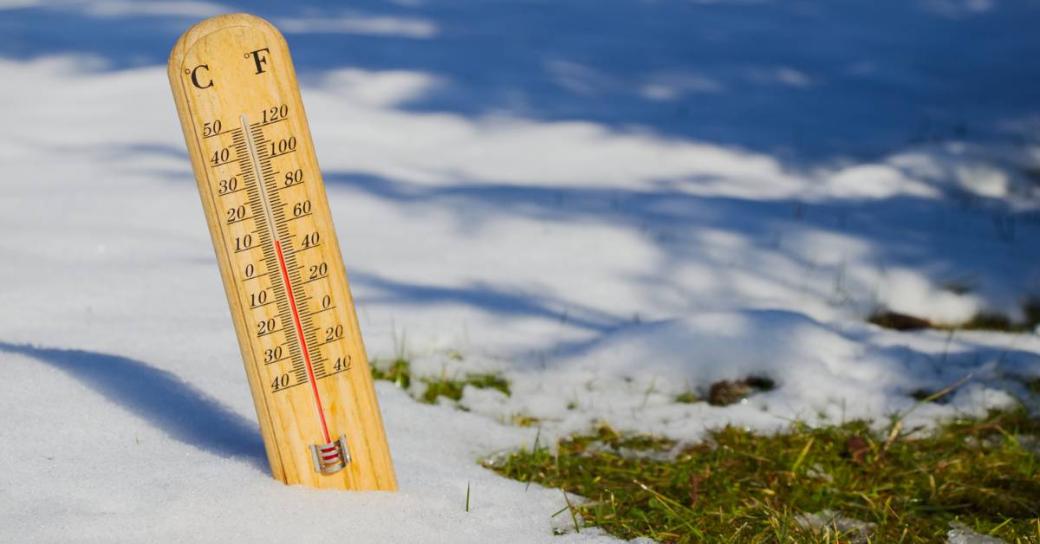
868,311,933,331
510,413,542,427
486,409,1040,543
870,298,1040,334
675,391,700,404
420,375,467,404
464,372,511,397
370,358,511,404
707,376,775,407
956,312,1029,333
420,371,511,404
370,358,412,389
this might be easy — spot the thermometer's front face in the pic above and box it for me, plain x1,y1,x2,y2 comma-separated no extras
169,15,395,490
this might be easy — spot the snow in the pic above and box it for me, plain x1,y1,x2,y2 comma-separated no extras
2,1,1040,542
457,311,1038,444
947,523,1007,544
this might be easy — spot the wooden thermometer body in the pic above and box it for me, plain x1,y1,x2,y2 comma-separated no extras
168,13,396,490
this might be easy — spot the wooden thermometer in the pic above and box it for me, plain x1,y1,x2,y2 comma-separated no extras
168,13,396,490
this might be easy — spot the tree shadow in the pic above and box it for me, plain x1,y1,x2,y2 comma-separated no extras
3,1,1040,160
327,171,1040,314
0,342,268,471
351,271,624,334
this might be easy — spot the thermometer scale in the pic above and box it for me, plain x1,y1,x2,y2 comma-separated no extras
168,13,396,490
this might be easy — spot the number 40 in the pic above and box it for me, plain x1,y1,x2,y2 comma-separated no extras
271,374,289,391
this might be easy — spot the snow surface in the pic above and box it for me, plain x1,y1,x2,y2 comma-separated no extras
2,1,1040,542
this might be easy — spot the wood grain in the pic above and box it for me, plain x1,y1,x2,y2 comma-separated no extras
168,13,396,490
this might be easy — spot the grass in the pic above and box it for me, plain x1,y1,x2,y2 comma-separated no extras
869,299,1040,333
370,357,511,404
675,391,700,404
510,413,542,427
374,356,1040,540
673,376,776,407
485,410,1040,543
707,376,776,406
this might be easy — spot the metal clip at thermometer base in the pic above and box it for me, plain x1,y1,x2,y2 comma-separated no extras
311,435,352,474
168,13,396,490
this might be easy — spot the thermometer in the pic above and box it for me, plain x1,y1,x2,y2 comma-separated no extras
168,13,396,490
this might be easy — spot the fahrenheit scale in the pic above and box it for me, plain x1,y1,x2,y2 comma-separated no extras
168,13,396,490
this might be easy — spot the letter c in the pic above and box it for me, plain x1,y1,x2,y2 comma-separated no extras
190,64,213,89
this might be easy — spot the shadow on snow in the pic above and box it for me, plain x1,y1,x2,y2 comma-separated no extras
3,1,1040,160
329,171,1040,313
0,342,268,471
